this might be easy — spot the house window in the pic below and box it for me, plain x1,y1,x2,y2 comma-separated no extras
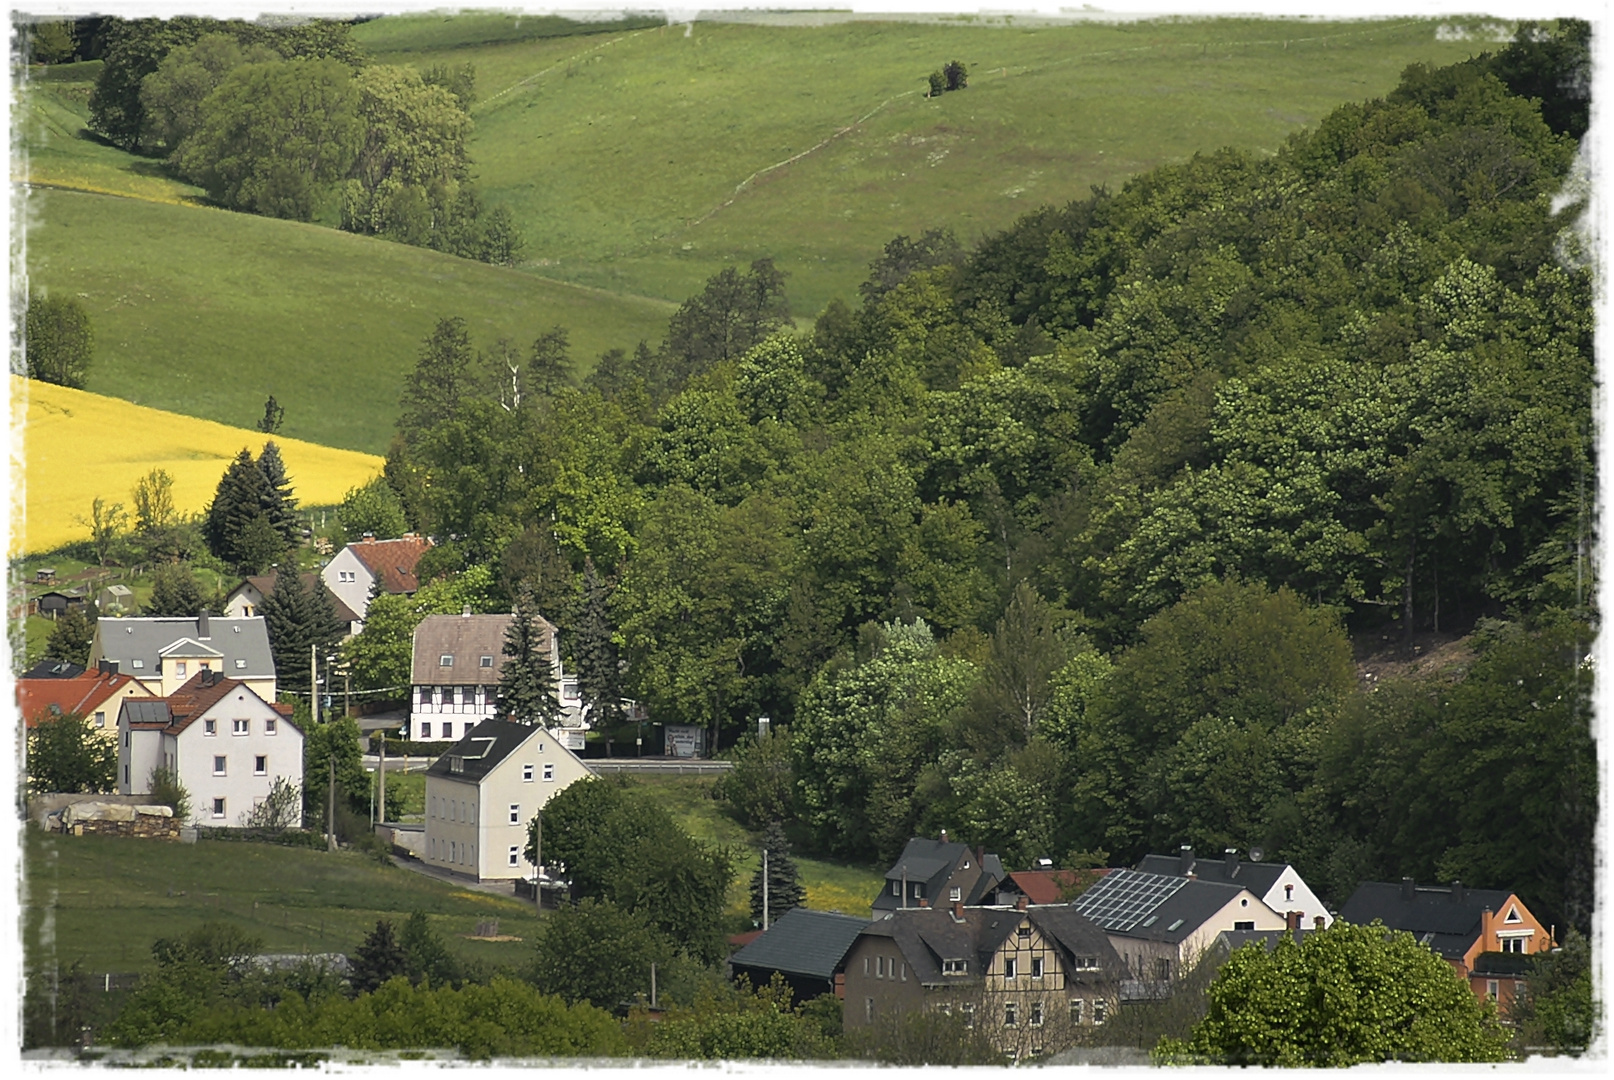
123,764,130,785
876,956,885,978
509,846,520,867
900,963,907,981
235,659,247,669
912,884,923,899
1284,884,1294,901
1093,1000,1107,1025
1156,958,1172,982
523,764,534,782
1032,957,1044,979
865,998,874,1023
1073,956,1099,971
122,729,130,748
863,958,870,976
1004,958,1017,980
450,841,456,863
204,719,217,736
891,882,900,896
1234,921,1255,931
175,662,187,677
213,756,227,776
212,798,226,818
1070,999,1085,1025
480,655,494,668
1487,980,1500,1000
961,1003,975,1027
1503,938,1525,954
233,719,249,735
1018,926,1031,940
950,887,962,902
442,723,454,740
94,711,105,728
420,723,432,739
942,959,967,975
433,687,443,706
543,763,555,782
510,804,521,825
1003,1003,1017,1027
562,682,580,701
254,756,267,776
1505,906,1522,923
265,717,277,735
440,655,454,667
1030,1001,1044,1027
131,659,144,669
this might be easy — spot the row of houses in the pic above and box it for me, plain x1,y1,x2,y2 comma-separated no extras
727,836,1557,1061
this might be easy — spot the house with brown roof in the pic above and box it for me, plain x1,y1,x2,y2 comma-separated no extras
1338,878,1556,1012
407,611,584,745
16,662,146,743
225,573,362,636
844,899,1125,1060
319,534,433,632
116,671,303,828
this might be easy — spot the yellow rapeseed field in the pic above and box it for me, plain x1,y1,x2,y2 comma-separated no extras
8,375,384,557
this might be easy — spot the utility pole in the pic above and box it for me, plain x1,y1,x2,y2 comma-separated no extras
311,644,319,726
377,726,386,826
762,846,770,931
326,755,336,851
532,806,543,914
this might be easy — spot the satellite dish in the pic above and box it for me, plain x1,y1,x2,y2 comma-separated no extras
1249,847,1265,863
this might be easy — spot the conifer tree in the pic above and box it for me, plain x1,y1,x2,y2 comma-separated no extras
572,558,622,728
749,820,806,925
498,585,562,727
204,447,273,566
261,563,343,691
146,563,205,617
255,440,300,543
43,606,95,666
348,919,408,995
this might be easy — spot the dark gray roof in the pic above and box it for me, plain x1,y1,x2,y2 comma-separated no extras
1338,881,1516,959
875,837,1003,913
1075,869,1249,944
872,904,1123,988
1137,851,1287,895
91,616,276,681
122,699,172,727
729,908,870,980
426,718,550,784
22,660,85,679
1218,927,1319,953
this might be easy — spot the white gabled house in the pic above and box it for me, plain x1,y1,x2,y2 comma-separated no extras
422,718,593,882
1135,846,1333,931
320,534,432,633
117,671,304,828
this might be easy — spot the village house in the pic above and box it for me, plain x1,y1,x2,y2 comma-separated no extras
422,718,593,883
16,660,146,743
1070,866,1288,997
873,834,1006,913
88,612,277,701
319,534,432,633
844,899,1124,1060
116,671,303,828
1135,846,1333,930
1338,878,1556,1011
224,572,361,634
729,907,869,1003
406,611,584,746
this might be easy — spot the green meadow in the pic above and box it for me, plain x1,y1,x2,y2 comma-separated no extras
358,13,1494,313
23,189,673,454
23,829,543,976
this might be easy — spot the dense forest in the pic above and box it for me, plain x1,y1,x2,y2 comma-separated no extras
335,28,1593,933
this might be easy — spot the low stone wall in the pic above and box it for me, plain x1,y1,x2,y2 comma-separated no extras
68,814,183,840
27,793,152,829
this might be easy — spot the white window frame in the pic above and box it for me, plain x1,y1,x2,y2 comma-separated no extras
440,655,454,667
543,762,555,782
254,755,267,776
233,718,249,735
510,804,520,825
204,719,217,736
1003,1002,1017,1027
213,755,227,776
1070,999,1084,1025
1004,957,1017,980
509,846,520,867
1030,1001,1044,1027
1032,956,1044,979
523,763,534,782
212,797,226,818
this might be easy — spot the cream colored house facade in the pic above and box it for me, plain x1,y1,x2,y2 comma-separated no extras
422,718,593,882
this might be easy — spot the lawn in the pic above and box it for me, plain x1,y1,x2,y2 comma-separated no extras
22,828,543,978
356,13,1496,314
20,191,675,455
11,376,384,555
627,775,884,920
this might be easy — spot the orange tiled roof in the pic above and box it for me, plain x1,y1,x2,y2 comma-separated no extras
347,535,432,595
15,670,138,728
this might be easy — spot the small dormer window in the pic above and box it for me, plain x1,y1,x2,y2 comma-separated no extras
131,659,144,669
942,959,967,975
235,659,247,669
440,655,454,667
480,656,493,668
450,756,464,773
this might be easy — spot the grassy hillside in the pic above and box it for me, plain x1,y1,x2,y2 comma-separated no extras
356,14,1495,313
10,376,384,556
21,190,674,454
23,829,542,976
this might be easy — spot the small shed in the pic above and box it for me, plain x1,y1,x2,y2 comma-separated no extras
98,584,135,613
36,589,86,619
35,568,56,584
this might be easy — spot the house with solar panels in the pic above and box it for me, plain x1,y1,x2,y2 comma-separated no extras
1070,867,1286,997
1135,846,1332,931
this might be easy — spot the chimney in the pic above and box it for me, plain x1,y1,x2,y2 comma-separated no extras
1401,877,1415,902
1450,881,1464,904
1224,847,1239,878
950,900,964,922
919,898,929,908
1286,910,1301,932
1178,845,1194,876
198,610,210,638
939,828,948,844
462,605,472,617
99,659,118,676
362,532,375,540
1016,895,1028,912
1313,915,1324,930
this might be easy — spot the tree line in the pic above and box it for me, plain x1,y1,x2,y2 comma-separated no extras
337,25,1594,939
83,17,520,263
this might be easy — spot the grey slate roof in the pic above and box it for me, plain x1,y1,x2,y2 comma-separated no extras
1337,881,1515,960
872,904,1123,988
1137,851,1287,896
91,616,276,682
875,837,1004,912
425,718,552,784
729,908,870,980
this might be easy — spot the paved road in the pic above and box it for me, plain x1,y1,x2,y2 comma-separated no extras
360,756,732,774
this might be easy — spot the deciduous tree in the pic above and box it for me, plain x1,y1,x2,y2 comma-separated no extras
23,294,94,388
27,713,117,794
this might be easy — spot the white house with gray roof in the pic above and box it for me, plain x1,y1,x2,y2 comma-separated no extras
89,612,277,701
1135,846,1332,931
423,718,593,883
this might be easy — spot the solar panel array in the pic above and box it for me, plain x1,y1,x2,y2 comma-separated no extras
1072,870,1188,931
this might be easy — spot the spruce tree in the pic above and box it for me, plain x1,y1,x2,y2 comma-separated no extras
204,448,272,565
146,563,205,617
572,558,622,728
749,820,806,925
43,606,95,666
255,441,300,544
348,919,408,995
261,564,343,692
498,585,562,727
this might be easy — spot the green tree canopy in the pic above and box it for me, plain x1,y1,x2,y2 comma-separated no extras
145,563,205,617
530,897,672,1011
24,294,94,389
43,605,95,666
27,713,117,795
1158,922,1512,1066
